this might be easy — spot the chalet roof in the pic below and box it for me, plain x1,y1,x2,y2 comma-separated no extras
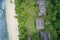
36,18,44,29
37,0,45,4
37,0,44,1
38,1,46,13
41,32,49,40
38,12,46,16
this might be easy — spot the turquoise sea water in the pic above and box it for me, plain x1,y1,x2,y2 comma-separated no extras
0,0,9,40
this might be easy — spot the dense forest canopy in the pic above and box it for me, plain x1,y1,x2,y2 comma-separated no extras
44,0,60,40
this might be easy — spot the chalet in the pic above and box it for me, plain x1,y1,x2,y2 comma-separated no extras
39,2,46,13
37,0,44,4
37,0,46,16
38,12,46,16
36,18,44,29
40,32,49,40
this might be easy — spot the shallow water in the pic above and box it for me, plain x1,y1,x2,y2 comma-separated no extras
0,0,9,40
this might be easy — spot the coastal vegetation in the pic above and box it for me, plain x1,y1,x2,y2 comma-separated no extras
15,0,60,40
15,0,41,40
41,0,60,40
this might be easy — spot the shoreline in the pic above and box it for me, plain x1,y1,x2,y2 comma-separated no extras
6,0,19,40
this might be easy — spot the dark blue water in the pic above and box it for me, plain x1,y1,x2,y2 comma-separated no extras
0,0,9,40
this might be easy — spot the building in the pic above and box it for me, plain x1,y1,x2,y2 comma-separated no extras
39,2,46,13
36,18,44,29
37,0,46,16
38,12,46,16
40,32,49,40
37,0,44,4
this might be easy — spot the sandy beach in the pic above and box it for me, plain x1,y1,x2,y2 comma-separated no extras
6,0,19,40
